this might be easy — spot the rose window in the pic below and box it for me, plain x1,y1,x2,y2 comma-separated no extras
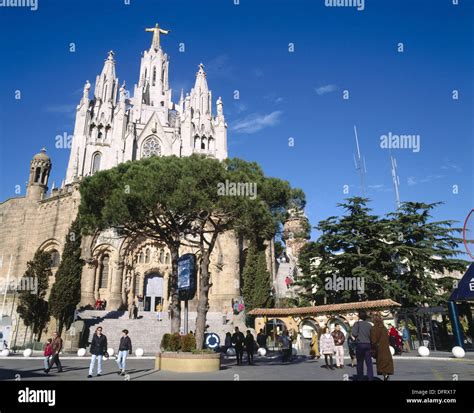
142,137,161,158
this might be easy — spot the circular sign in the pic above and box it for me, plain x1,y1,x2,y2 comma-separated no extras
463,209,474,260
204,333,220,349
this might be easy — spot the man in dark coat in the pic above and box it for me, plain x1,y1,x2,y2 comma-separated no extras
351,310,373,380
244,330,256,365
256,329,267,350
370,313,394,381
45,332,63,374
88,326,108,378
231,327,245,365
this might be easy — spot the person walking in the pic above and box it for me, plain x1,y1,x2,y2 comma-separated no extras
351,310,374,380
401,323,410,352
116,329,132,376
256,329,267,351
45,332,63,374
370,313,394,381
133,303,138,319
332,324,345,368
88,326,108,378
388,324,402,355
43,338,53,372
280,330,292,362
320,327,335,370
155,302,163,322
231,327,245,365
244,330,256,365
347,332,357,367
310,330,320,359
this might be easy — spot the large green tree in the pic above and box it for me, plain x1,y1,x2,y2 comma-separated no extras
386,201,467,307
297,197,395,304
16,250,51,341
177,157,302,349
79,156,210,333
297,198,468,306
48,219,84,334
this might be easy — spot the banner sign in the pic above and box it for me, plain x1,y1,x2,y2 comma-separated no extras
178,253,197,301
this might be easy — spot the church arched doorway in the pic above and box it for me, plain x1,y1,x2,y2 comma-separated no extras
143,273,164,312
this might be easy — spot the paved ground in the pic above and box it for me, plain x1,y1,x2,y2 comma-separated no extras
1,353,473,381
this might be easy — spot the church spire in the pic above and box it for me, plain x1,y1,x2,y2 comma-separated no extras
94,50,117,102
191,63,210,115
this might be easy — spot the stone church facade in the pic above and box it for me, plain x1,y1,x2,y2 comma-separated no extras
0,26,270,343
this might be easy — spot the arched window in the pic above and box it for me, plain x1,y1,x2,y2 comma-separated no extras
142,137,161,158
41,170,48,184
99,255,109,289
194,136,199,149
165,253,170,264
201,138,206,150
34,167,41,183
145,248,150,264
139,252,144,264
50,250,60,268
159,249,164,264
152,67,157,86
91,152,102,174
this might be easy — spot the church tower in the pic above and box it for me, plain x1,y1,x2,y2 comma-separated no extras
65,24,228,185
27,148,51,200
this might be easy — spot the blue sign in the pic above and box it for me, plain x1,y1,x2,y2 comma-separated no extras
450,263,474,302
178,253,197,300
204,333,220,350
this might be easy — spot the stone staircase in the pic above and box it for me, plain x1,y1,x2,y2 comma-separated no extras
274,258,301,300
77,310,232,355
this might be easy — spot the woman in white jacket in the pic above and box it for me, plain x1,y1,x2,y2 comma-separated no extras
320,327,336,370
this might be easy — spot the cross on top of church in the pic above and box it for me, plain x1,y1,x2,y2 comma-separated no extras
145,23,170,51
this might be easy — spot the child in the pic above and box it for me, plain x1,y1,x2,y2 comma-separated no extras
43,338,53,372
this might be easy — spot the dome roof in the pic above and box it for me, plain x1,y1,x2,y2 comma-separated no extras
32,148,51,162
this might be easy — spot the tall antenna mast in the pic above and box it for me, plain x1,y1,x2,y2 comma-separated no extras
353,125,367,197
390,154,401,209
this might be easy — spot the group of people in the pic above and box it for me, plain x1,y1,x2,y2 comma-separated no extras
224,327,258,365
42,327,133,378
388,323,410,354
87,327,132,378
310,310,395,381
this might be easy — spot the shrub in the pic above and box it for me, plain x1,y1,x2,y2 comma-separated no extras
181,333,196,352
160,333,197,352
168,333,181,352
160,333,171,350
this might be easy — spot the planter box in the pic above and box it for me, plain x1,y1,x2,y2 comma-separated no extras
156,352,221,373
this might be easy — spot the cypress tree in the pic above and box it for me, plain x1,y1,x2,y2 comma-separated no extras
48,219,84,333
16,249,51,341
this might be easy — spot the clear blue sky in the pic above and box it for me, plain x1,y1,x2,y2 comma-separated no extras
0,0,473,246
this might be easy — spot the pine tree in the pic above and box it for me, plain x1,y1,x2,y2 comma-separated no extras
49,219,84,333
387,202,468,307
296,197,396,304
297,198,468,306
16,250,51,340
